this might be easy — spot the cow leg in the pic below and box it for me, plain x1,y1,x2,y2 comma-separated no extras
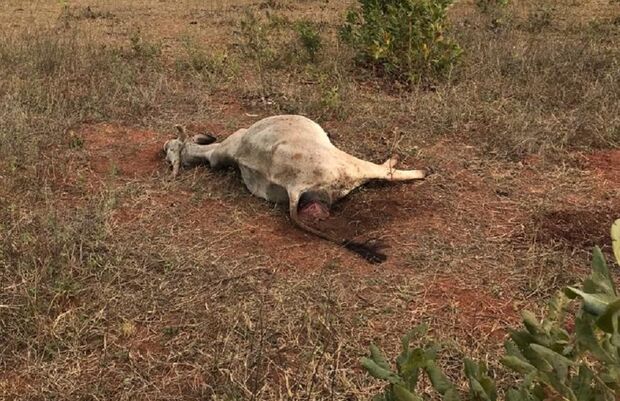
383,167,427,181
358,156,427,182
204,128,247,169
288,189,340,243
316,165,417,204
164,138,220,176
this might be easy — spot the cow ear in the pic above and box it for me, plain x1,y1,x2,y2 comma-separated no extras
174,124,187,142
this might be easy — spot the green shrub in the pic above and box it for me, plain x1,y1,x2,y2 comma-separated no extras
237,11,273,63
295,20,322,61
363,219,620,400
236,12,322,67
341,0,462,84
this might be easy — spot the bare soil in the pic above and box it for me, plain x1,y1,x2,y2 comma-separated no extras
81,124,165,178
586,149,620,186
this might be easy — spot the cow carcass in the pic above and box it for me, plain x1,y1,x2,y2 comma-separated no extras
164,115,429,263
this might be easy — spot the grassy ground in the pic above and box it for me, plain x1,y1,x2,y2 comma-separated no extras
1,0,619,400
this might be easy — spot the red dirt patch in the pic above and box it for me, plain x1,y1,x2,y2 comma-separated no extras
316,181,439,244
535,209,619,249
584,149,620,185
79,123,167,178
423,277,519,341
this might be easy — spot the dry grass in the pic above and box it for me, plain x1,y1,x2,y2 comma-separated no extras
1,0,619,400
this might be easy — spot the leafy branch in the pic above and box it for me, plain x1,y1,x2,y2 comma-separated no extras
363,219,620,400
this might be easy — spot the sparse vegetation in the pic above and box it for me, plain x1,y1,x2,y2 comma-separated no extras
1,1,620,400
176,35,234,83
526,5,554,33
59,4,116,22
295,20,323,62
363,224,620,400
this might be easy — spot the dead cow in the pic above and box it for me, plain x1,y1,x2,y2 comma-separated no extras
164,115,429,263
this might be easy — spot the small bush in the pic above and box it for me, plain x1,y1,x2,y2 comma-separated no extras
237,11,276,65
341,0,462,84
295,20,322,61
